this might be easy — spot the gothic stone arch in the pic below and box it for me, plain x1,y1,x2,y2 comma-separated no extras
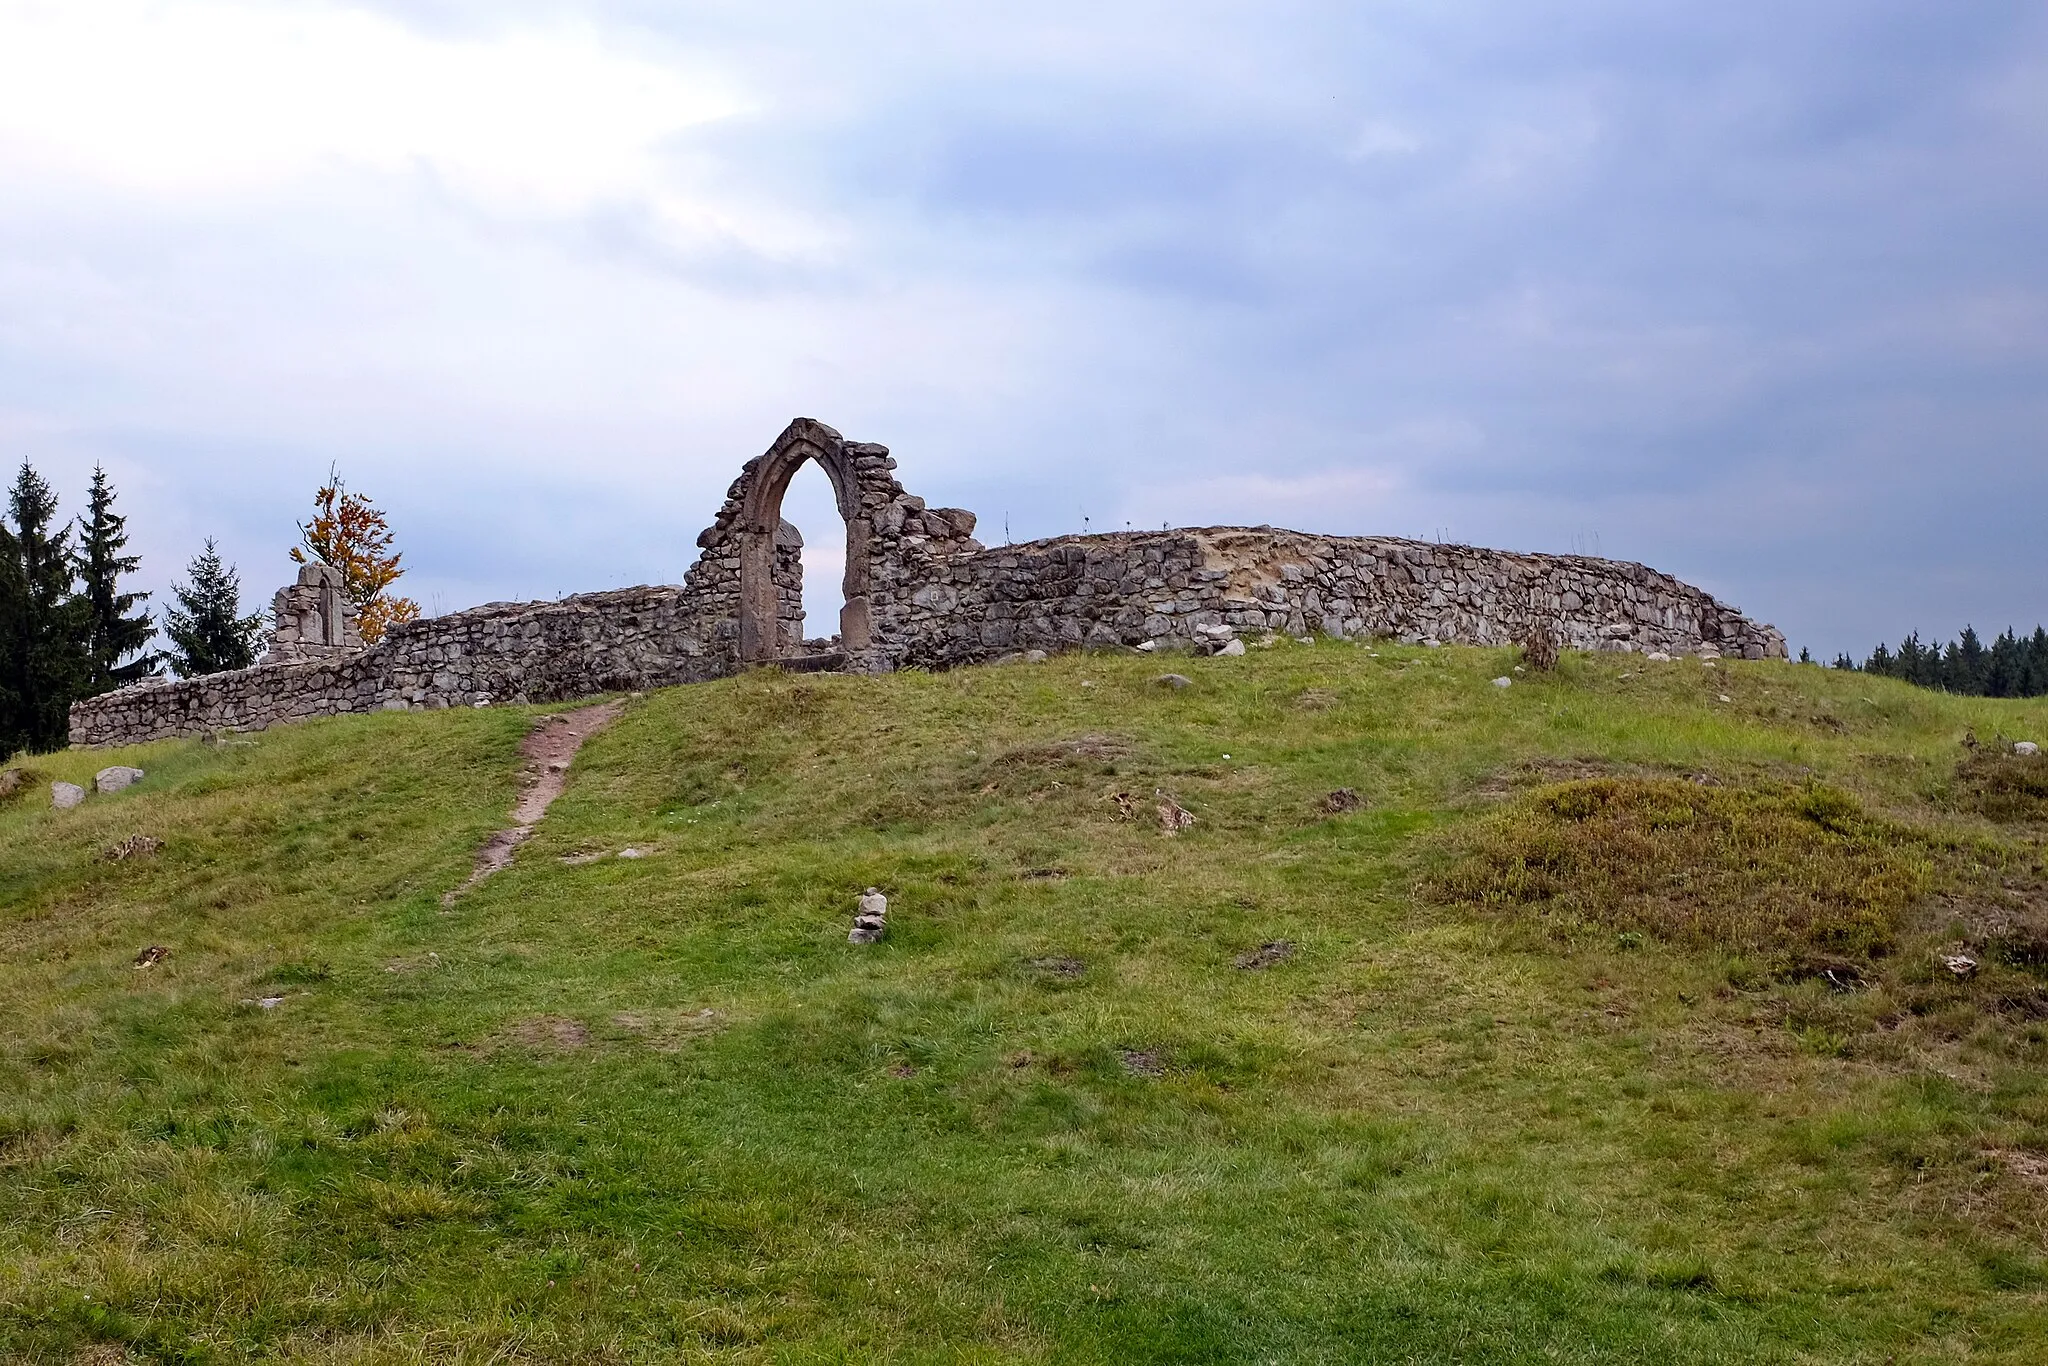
735,420,874,661
685,419,985,671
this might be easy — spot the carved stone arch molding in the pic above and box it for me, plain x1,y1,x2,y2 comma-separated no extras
736,418,873,662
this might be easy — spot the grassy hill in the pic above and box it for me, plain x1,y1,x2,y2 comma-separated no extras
2,642,2045,1364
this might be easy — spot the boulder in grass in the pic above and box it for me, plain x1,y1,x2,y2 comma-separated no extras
95,766,145,795
2017,742,2040,757
52,781,87,810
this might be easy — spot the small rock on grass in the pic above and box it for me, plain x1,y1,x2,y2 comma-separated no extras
1942,953,1979,979
51,781,86,810
2017,741,2040,756
1217,638,1247,657
1492,676,1512,689
1154,673,1193,690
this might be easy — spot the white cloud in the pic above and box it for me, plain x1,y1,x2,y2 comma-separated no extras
0,0,741,214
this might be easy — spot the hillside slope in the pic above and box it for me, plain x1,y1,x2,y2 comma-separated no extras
3,643,2046,1364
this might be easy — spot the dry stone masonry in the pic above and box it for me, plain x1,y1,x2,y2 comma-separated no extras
71,417,1785,746
265,562,363,664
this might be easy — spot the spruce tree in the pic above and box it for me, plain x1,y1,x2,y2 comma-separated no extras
73,465,158,692
163,539,262,678
1,463,91,752
0,516,23,756
1951,626,1987,696
2028,628,2048,698
1986,629,2023,698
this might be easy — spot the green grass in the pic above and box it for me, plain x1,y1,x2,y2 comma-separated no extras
2,642,2046,1363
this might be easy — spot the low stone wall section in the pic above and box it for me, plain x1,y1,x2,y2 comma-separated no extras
69,586,735,745
891,527,1785,669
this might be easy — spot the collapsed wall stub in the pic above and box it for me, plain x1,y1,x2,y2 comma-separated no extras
265,562,362,665
69,416,1786,747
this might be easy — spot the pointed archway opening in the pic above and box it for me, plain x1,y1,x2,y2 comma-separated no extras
736,427,871,666
779,460,849,651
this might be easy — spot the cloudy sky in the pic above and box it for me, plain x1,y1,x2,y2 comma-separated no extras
2,1,2043,656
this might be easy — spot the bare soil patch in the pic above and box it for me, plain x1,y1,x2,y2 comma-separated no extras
1235,940,1296,971
445,700,624,904
1117,1047,1166,1078
506,1016,592,1051
610,1007,725,1052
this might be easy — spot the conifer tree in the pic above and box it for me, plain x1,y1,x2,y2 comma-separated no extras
0,463,91,752
73,465,157,692
1986,628,2023,698
163,539,262,678
1949,626,1986,695
0,515,22,756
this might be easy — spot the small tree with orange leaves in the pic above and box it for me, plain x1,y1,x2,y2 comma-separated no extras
290,468,421,644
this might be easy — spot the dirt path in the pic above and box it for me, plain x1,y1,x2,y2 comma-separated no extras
443,700,624,905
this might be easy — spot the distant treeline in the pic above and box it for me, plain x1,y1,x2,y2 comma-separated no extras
1828,626,2048,698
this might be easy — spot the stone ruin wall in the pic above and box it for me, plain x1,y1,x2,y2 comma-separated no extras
894,527,1785,668
69,418,1785,747
68,586,737,744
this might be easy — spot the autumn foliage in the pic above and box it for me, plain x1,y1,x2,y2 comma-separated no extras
290,470,420,644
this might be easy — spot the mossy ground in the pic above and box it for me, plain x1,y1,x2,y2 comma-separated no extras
2,642,2046,1363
